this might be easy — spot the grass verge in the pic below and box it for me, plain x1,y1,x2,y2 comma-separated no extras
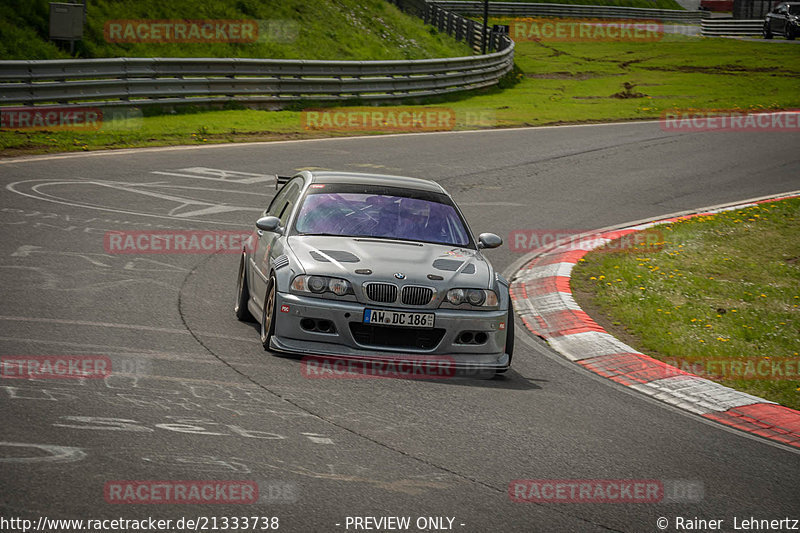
449,0,685,8
571,197,800,410
3,29,800,155
0,0,471,60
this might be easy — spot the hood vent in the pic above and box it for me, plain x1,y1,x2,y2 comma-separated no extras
432,258,475,274
432,259,462,271
310,250,360,263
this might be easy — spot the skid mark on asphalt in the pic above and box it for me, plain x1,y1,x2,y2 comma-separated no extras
140,453,252,473
3,371,327,423
2,373,461,496
0,442,87,464
6,243,202,294
258,459,453,495
151,167,275,185
6,179,259,226
142,182,273,197
301,433,335,445
0,315,253,342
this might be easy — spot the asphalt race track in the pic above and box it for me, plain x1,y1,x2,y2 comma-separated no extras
1,122,799,532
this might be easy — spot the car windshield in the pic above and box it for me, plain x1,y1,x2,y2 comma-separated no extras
789,4,800,13
293,184,471,247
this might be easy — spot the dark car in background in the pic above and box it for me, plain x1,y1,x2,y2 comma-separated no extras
764,2,800,39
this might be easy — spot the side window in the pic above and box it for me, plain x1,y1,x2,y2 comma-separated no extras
278,182,302,225
266,186,289,216
266,177,302,219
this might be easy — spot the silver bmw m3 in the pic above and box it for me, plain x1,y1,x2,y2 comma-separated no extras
234,171,513,374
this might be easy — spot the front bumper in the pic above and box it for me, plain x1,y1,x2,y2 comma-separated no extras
270,292,511,371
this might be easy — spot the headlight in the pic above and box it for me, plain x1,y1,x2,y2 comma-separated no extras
446,288,465,305
291,275,353,297
467,289,486,306
308,276,327,293
443,288,498,308
328,278,350,296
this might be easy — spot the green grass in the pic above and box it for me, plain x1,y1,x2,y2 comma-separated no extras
4,31,800,155
453,0,685,8
571,198,800,409
0,0,471,60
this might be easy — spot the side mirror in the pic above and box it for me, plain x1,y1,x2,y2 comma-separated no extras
477,232,503,249
255,216,282,234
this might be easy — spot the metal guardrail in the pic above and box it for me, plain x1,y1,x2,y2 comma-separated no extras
392,0,514,53
0,1,514,108
700,18,763,35
434,0,710,22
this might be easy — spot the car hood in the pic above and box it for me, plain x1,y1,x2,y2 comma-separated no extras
287,235,491,287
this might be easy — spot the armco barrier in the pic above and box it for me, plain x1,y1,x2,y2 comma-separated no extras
0,1,513,108
700,18,764,35
433,0,709,22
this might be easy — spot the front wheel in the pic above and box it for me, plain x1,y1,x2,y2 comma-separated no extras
786,23,796,40
763,23,772,39
260,275,277,350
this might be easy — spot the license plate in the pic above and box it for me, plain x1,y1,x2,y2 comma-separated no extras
363,309,435,328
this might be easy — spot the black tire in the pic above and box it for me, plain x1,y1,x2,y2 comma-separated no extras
495,304,515,374
260,275,277,351
234,253,253,321
763,24,772,39
786,23,796,40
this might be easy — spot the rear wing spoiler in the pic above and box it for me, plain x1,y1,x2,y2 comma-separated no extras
275,175,293,190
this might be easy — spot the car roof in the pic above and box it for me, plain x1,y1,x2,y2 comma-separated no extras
307,171,446,193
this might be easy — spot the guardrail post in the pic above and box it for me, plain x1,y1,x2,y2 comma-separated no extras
121,57,130,102
481,0,489,54
466,19,476,50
